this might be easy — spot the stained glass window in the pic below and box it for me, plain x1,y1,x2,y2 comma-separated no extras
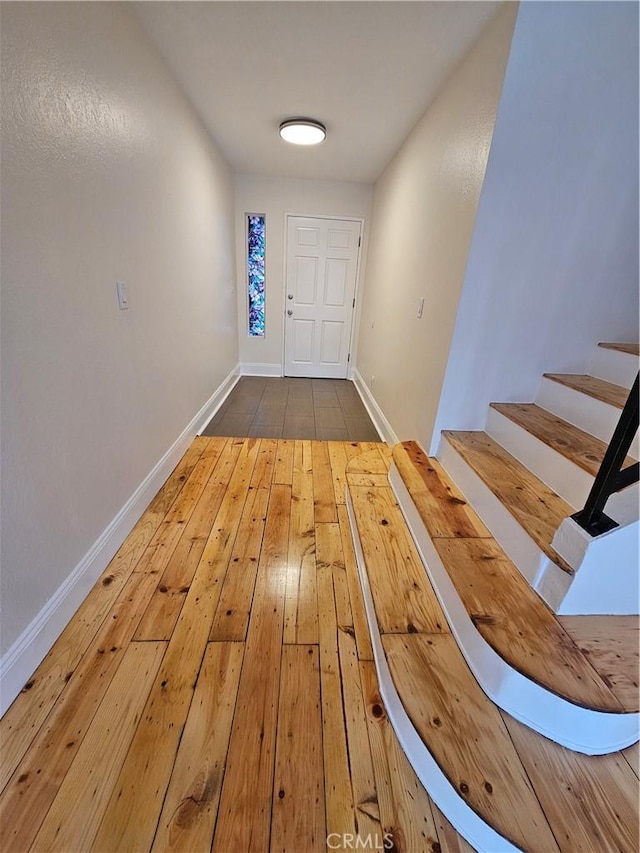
247,214,265,337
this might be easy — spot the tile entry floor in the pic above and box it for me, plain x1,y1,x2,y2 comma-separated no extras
202,376,381,441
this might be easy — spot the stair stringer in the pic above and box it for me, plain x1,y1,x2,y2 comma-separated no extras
386,461,639,755
345,489,522,853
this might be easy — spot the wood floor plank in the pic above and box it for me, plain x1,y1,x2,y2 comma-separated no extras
317,522,351,629
431,804,476,853
214,484,291,853
344,442,368,461
622,742,639,777
349,486,449,635
273,439,295,485
544,373,630,408
283,440,317,644
338,505,374,661
383,633,560,852
346,473,390,488
338,628,382,842
151,642,244,853
490,402,637,475
360,661,440,853
433,537,623,712
0,569,161,852
208,439,277,642
32,641,166,852
0,440,205,791
134,438,242,640
92,440,260,852
346,447,389,474
250,437,279,488
270,645,325,853
328,440,349,505
312,440,338,523
443,431,574,572
558,615,639,712
209,485,269,642
317,564,356,839
393,442,490,539
502,711,639,852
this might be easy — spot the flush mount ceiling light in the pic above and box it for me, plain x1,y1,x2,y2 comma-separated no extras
279,118,326,145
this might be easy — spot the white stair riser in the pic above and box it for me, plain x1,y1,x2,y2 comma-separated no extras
486,407,592,508
485,407,638,525
536,378,640,459
437,435,572,609
589,347,639,390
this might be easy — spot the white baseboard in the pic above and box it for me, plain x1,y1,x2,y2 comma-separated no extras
0,363,240,716
352,369,399,445
240,362,283,377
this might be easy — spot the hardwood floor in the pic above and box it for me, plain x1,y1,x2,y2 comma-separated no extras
2,436,637,852
0,437,462,853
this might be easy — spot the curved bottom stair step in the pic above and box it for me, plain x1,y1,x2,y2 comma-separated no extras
390,442,639,735
346,482,639,852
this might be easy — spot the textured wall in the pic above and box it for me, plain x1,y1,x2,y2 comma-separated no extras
1,3,238,654
432,0,639,447
355,4,517,448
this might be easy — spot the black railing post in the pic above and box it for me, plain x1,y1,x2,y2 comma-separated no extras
571,372,639,536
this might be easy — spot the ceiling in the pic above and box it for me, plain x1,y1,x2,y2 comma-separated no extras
134,1,500,184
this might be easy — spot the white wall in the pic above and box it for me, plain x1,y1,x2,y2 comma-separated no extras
235,175,372,373
432,1,639,449
1,3,238,656
355,4,517,449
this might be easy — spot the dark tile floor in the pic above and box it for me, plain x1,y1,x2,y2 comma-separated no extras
202,377,381,441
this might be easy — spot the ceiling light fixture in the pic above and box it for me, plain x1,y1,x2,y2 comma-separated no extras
279,118,326,146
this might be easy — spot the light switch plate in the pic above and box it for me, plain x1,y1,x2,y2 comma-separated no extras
116,280,129,310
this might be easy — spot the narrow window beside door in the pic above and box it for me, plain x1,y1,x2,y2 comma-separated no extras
247,214,265,337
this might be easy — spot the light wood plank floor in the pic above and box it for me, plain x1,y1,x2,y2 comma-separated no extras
1,437,468,853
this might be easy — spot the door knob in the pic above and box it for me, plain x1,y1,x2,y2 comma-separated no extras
287,309,293,316
287,294,294,300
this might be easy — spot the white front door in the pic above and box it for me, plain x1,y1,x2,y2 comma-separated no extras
284,216,361,378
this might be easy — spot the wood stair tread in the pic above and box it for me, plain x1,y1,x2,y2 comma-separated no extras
383,633,560,852
348,484,449,635
543,373,630,409
391,443,623,712
348,482,638,851
442,431,575,574
598,342,640,357
490,402,637,477
558,616,640,713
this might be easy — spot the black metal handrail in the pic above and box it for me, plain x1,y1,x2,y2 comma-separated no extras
571,371,639,535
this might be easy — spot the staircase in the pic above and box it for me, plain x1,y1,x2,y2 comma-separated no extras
438,342,639,612
344,343,639,852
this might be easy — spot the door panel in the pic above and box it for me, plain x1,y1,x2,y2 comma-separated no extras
324,259,348,306
295,257,318,305
320,321,343,365
292,319,314,363
284,216,361,378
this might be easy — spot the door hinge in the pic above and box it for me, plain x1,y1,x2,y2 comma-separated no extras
347,353,350,363
352,298,355,308
358,236,361,247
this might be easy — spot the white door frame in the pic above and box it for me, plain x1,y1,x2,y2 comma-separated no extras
281,212,365,378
